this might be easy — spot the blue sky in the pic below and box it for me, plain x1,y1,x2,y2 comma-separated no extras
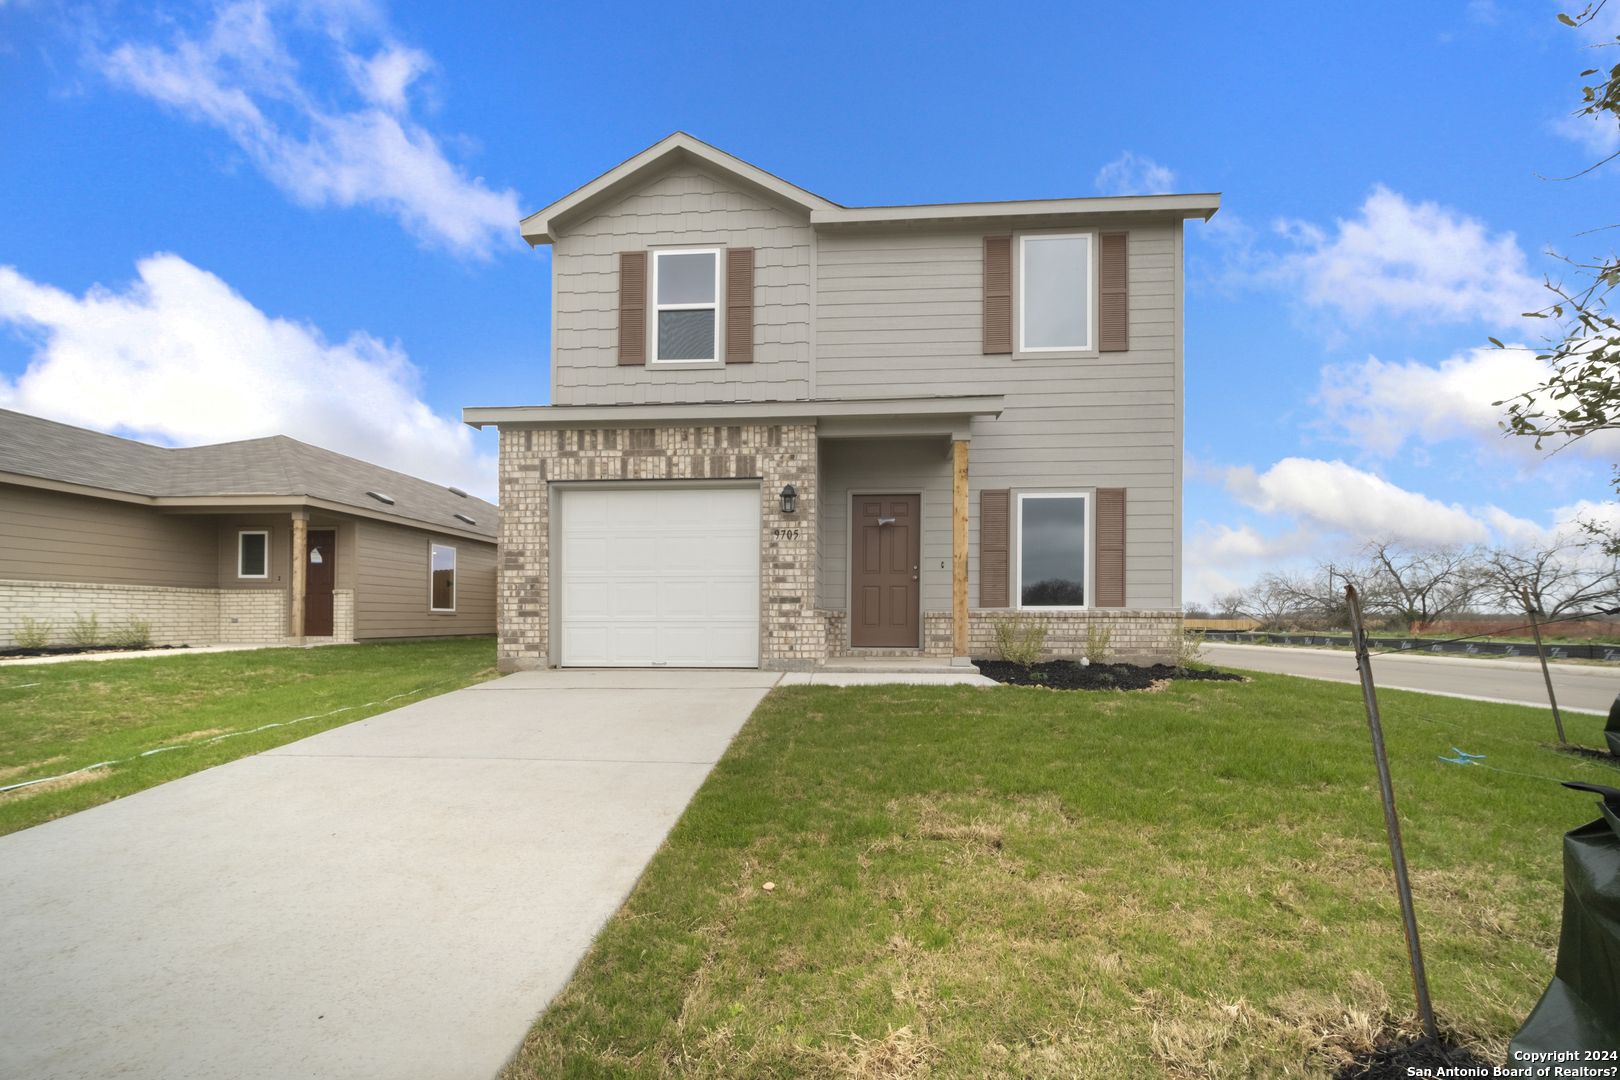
2,0,1617,604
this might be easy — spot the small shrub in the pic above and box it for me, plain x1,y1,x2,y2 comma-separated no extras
67,613,102,647
15,618,53,649
991,613,1047,668
1085,623,1113,664
109,618,153,649
1172,626,1207,669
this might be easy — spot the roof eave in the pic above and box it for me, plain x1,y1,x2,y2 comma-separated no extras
0,471,496,542
809,192,1222,231
462,395,1005,431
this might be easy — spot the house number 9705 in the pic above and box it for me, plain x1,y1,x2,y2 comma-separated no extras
773,528,800,540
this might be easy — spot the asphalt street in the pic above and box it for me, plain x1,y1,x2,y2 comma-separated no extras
1202,642,1620,716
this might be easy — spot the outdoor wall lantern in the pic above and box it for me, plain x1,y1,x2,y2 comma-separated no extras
779,484,797,515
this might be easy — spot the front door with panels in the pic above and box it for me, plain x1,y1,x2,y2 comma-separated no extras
304,530,335,636
850,494,921,648
558,486,760,667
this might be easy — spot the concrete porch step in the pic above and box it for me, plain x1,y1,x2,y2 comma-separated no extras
817,657,979,674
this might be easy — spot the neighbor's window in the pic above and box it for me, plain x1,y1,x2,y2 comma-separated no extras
1018,494,1087,607
654,249,719,361
238,531,269,579
1020,234,1091,351
430,543,456,612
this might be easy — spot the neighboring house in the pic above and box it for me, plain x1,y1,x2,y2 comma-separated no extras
0,409,497,649
465,133,1218,672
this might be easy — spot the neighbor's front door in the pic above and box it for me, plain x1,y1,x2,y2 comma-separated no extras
850,494,920,648
305,530,335,636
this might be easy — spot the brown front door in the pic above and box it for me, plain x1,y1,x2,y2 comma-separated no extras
304,530,335,636
850,495,921,648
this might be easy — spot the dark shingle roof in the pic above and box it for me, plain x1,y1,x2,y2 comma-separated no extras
0,409,496,539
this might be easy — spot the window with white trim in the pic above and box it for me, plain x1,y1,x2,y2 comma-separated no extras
238,531,269,579
1017,493,1088,608
1020,233,1092,352
653,248,719,361
430,543,456,612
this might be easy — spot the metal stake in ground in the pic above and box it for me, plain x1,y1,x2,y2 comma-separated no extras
1521,586,1567,745
1346,584,1439,1041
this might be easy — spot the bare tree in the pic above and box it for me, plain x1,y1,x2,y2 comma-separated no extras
1480,537,1620,617
1210,589,1249,618
1358,539,1483,626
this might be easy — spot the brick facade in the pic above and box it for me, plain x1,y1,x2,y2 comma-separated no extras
496,424,819,671
1,580,359,649
968,608,1182,664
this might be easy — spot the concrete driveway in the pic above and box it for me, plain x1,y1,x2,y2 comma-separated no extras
0,669,782,1080
1203,642,1620,716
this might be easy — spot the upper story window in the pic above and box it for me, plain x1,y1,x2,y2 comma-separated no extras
654,249,720,362
1020,234,1092,352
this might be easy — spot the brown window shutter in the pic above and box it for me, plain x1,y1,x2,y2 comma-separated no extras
618,251,647,366
1098,232,1129,353
1095,487,1126,607
979,488,1010,607
725,247,755,363
983,236,1012,354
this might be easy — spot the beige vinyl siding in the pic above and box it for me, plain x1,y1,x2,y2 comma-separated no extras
818,440,954,614
0,484,219,588
214,517,292,592
552,168,812,405
353,520,495,639
815,225,1182,609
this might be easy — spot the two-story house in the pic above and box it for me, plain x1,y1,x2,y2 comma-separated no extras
464,134,1217,672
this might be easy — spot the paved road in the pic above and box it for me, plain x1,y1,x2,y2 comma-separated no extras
1203,642,1620,716
0,668,782,1080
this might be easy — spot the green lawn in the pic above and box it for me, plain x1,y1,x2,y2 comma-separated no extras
505,671,1616,1079
0,637,498,836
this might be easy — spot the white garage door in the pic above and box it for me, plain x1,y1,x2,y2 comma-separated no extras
558,486,761,667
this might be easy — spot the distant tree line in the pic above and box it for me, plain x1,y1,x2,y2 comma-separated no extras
1188,536,1620,630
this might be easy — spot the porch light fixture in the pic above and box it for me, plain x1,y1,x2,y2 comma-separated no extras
779,484,797,515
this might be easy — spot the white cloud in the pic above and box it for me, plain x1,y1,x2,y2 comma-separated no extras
0,254,494,497
98,1,520,260
1224,457,1491,544
1275,186,1542,327
1094,152,1176,196
1315,344,1620,460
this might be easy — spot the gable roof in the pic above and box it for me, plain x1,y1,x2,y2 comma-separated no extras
521,132,841,246
520,132,1221,246
0,409,496,540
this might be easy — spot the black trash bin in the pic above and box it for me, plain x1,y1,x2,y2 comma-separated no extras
1507,777,1620,1063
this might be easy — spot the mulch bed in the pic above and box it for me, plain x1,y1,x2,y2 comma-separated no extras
973,659,1248,691
1333,1038,1498,1078
0,644,191,659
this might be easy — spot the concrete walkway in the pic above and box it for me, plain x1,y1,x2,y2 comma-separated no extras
0,669,782,1080
1203,642,1620,716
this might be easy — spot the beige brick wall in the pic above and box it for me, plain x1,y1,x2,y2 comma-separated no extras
969,609,1183,664
497,424,821,671
217,589,289,644
1,579,222,648
0,579,340,649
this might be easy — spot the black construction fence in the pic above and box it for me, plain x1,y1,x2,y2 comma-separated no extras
1191,630,1620,662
